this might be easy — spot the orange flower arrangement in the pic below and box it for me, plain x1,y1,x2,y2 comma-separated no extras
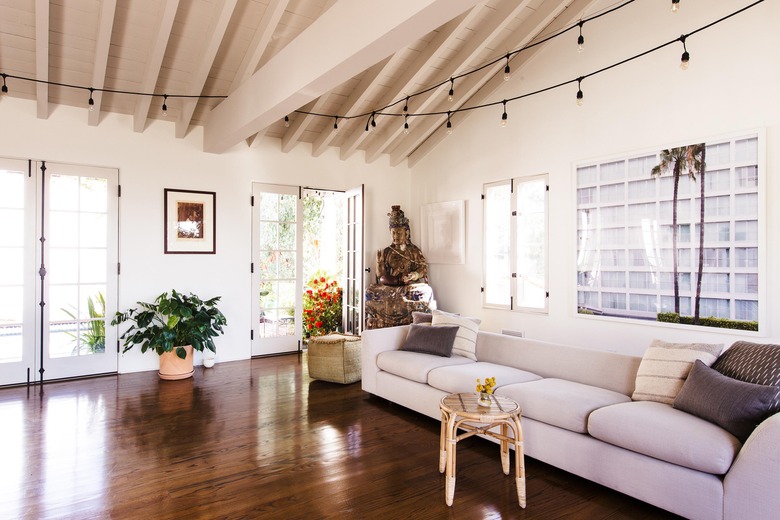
303,273,343,338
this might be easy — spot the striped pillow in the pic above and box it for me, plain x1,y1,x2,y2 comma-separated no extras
431,310,481,361
712,341,780,415
632,339,723,404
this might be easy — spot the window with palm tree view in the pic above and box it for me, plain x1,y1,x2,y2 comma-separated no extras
576,134,760,331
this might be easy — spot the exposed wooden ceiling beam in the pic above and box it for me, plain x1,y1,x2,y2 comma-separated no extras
176,0,239,139
229,0,289,93
204,0,483,154
132,0,180,133
88,0,117,127
366,0,533,165
338,5,487,162
35,0,49,119
393,0,595,166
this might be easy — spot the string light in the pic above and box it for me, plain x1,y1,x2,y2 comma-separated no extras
162,94,168,116
504,55,511,81
446,111,452,134
403,96,409,113
333,117,339,134
365,112,377,132
576,77,584,106
284,115,290,127
501,100,508,127
578,21,585,52
679,35,690,70
403,114,410,134
672,0,681,13
2,73,9,97
448,78,454,102
88,88,95,111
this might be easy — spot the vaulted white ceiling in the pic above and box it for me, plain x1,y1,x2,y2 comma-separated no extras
0,0,596,165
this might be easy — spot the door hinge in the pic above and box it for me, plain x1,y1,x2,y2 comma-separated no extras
481,194,484,200
510,296,514,310
480,287,484,293
250,329,254,340
117,262,121,275
512,210,517,216
118,184,122,197
116,340,120,354
511,273,517,278
250,195,254,206
546,291,550,298
251,262,254,273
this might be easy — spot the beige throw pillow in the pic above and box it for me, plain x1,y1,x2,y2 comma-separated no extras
632,339,723,404
431,310,481,361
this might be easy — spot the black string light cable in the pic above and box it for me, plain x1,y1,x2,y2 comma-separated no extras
293,0,764,135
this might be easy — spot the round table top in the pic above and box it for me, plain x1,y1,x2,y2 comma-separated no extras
440,392,521,420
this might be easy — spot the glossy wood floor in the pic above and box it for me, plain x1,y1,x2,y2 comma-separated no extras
0,354,683,520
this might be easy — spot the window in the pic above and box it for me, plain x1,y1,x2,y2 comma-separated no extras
600,183,624,204
601,271,626,288
735,247,758,268
577,187,596,205
601,249,625,267
706,142,731,166
735,300,758,321
700,248,730,268
602,292,626,310
661,296,692,315
629,272,657,290
735,166,758,188
600,161,625,182
660,272,691,291
483,175,548,312
695,222,730,242
734,274,758,294
735,193,758,216
735,220,757,241
735,137,758,163
630,294,657,312
701,273,730,293
699,298,730,319
628,179,656,199
704,169,730,192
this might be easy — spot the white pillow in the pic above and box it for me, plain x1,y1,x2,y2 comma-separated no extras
632,339,723,404
431,310,481,361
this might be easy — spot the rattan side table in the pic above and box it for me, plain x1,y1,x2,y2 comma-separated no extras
439,392,526,508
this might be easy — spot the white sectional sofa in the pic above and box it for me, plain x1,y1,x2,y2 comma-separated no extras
361,324,780,520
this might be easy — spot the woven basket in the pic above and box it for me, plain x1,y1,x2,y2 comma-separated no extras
307,334,362,384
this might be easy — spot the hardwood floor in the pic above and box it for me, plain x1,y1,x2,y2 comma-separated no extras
0,354,683,519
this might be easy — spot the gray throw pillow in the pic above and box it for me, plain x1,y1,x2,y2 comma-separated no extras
412,311,433,324
673,360,780,443
400,324,459,357
712,341,780,416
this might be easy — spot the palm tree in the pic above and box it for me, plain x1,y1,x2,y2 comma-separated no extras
651,146,702,316
690,144,706,324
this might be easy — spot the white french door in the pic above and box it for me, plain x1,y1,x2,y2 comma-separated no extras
251,183,303,356
343,185,364,335
0,159,118,386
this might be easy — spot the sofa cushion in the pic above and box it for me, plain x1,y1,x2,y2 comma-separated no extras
588,401,741,475
712,341,780,416
412,311,433,324
376,350,473,384
399,324,459,357
496,379,631,434
427,362,542,394
632,339,723,404
673,360,780,443
431,310,481,361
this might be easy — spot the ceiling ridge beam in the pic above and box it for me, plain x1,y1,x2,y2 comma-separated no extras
281,96,330,152
359,0,533,163
35,0,49,119
229,0,289,93
132,0,180,133
393,0,596,167
176,0,239,138
204,0,483,154
88,0,118,127
338,4,487,162
310,57,393,157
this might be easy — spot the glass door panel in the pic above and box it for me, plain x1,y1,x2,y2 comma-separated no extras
344,185,363,335
252,184,302,355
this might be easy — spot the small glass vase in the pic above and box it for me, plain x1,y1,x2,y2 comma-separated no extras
478,392,492,407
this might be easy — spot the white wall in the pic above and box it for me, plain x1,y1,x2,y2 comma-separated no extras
0,97,410,372
410,0,780,355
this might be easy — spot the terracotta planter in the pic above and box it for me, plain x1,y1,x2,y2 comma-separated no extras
159,345,194,380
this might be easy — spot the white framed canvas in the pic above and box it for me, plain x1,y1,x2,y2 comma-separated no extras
421,200,465,264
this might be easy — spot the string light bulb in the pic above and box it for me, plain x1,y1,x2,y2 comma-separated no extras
504,55,511,81
284,115,290,127
679,35,690,70
403,96,409,114
576,78,584,106
88,88,95,111
446,111,452,135
501,101,508,127
2,73,8,96
162,94,168,116
403,114,410,135
333,117,339,134
671,0,680,13
448,78,454,102
578,21,585,52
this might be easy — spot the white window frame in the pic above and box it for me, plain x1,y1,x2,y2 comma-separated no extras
482,174,549,313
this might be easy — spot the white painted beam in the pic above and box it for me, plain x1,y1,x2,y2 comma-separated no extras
35,0,49,119
394,0,597,167
132,0,180,133
229,0,289,93
204,0,483,154
89,0,118,127
176,0,239,138
281,96,329,153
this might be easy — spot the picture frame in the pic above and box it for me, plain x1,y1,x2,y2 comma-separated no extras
164,188,216,254
421,200,466,264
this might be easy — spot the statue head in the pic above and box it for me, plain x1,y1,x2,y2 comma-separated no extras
387,205,410,244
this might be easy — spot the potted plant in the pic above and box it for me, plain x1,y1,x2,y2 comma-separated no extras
111,290,227,380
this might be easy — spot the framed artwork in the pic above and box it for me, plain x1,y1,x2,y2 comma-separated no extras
421,200,466,264
164,188,216,254
575,132,762,332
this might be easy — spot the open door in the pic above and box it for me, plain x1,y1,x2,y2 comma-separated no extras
343,185,364,335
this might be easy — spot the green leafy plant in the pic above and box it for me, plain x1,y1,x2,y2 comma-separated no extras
63,292,106,354
302,273,342,338
111,290,227,359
